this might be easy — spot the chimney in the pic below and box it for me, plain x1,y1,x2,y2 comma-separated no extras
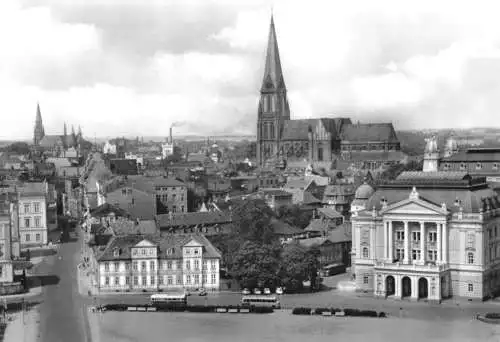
169,127,173,144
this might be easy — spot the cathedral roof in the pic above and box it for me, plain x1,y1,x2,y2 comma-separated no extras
281,119,338,141
261,15,286,91
39,135,63,147
340,123,398,143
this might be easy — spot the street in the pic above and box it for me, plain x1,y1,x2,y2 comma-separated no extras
33,227,91,342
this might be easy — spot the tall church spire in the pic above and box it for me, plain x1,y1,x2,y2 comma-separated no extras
261,14,286,91
256,15,290,167
33,103,45,146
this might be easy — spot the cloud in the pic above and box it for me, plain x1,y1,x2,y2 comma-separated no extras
4,0,500,141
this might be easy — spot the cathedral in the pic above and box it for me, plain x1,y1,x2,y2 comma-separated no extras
256,16,401,167
33,103,84,158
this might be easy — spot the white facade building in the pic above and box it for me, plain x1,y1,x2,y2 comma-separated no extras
103,141,117,155
94,234,221,292
352,171,500,302
18,183,48,246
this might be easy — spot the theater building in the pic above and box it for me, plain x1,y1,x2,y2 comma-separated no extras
352,171,500,302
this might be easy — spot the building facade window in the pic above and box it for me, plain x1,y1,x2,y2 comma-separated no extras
24,204,30,213
185,260,190,270
105,277,110,286
104,263,110,272
362,247,369,258
202,274,207,284
186,275,191,284
468,283,473,292
150,262,155,271
428,232,437,242
194,274,199,284
133,276,138,285
114,262,119,271
412,232,421,241
194,260,199,270
167,261,172,270
467,252,474,264
114,277,119,286
211,273,216,284
151,276,156,286
141,261,146,271
396,231,404,241
142,277,147,286
24,218,30,228
125,276,130,285
34,202,40,213
363,275,369,284
167,276,173,285
133,261,138,271
35,234,41,242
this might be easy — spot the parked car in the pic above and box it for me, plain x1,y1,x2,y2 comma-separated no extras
198,288,207,296
276,287,284,295
242,288,251,295
264,288,271,295
253,288,262,295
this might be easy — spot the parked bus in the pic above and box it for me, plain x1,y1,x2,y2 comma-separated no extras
319,263,346,277
241,295,280,309
150,293,187,307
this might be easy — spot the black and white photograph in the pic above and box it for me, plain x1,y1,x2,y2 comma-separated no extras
0,0,500,341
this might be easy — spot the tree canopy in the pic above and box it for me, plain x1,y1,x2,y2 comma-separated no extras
230,198,276,244
277,204,312,229
2,142,30,155
278,243,320,292
230,241,281,289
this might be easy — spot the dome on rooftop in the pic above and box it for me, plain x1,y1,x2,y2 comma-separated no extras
445,135,458,151
424,136,439,153
355,183,374,200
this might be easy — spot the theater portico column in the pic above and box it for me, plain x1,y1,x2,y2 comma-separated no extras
420,221,425,263
442,222,448,263
388,221,393,261
403,221,409,264
437,223,442,262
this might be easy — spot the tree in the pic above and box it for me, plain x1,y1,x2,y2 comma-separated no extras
230,241,281,289
277,204,312,229
278,243,320,292
230,199,276,244
3,142,30,155
208,233,244,269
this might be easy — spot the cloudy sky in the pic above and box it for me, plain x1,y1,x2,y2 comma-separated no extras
2,0,500,140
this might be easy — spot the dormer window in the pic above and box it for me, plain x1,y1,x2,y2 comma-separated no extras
476,163,482,170
460,163,466,170
194,249,199,255
443,163,450,170
113,248,120,257
494,163,499,170
454,198,462,206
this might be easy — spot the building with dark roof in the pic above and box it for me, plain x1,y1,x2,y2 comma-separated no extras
256,16,401,168
156,211,232,235
352,171,500,302
90,233,221,292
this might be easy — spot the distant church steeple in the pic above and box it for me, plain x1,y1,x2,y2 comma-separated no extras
33,103,45,146
256,14,290,167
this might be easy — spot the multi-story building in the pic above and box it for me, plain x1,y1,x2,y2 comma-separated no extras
257,189,293,211
352,171,500,302
18,182,49,246
92,234,221,292
153,178,188,214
